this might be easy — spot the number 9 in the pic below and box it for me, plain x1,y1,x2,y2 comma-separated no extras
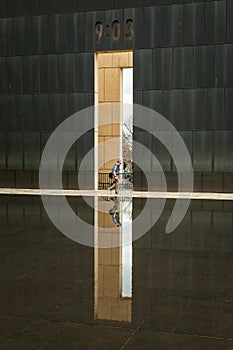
95,22,103,42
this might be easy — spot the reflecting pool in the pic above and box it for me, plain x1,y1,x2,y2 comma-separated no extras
0,195,232,349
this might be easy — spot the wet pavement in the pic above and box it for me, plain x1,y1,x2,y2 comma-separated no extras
0,195,233,349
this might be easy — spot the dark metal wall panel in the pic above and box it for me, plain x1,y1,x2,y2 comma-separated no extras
63,141,77,171
7,96,16,132
67,93,86,115
15,95,31,132
227,0,233,43
0,18,13,56
7,56,23,94
1,96,15,131
204,0,226,45
8,96,24,131
105,10,124,50
225,88,233,129
182,89,204,130
0,133,6,170
86,11,105,52
41,132,50,157
175,130,193,170
49,14,66,53
152,48,173,89
0,1,5,16
180,130,193,156
204,88,224,129
76,131,94,168
66,13,85,53
133,90,142,105
173,47,194,88
30,95,50,132
135,0,159,8
37,13,85,53
39,55,49,93
183,3,204,46
134,49,152,90
224,44,233,87
214,131,233,172
50,94,68,130
152,133,172,172
215,45,225,87
7,133,23,170
143,6,163,48
77,0,94,11
76,53,94,93
85,92,95,107
20,0,39,16
0,0,21,18
13,16,31,55
0,57,8,94
57,54,76,93
133,130,152,170
193,131,213,171
194,46,215,87
23,56,40,94
38,0,59,15
15,170,32,188
94,0,114,11
0,0,219,16
124,8,143,50
223,173,233,192
162,90,182,129
163,4,183,47
48,55,58,92
143,90,163,114
215,45,233,88
24,133,40,170
114,0,134,9
58,0,77,13
0,97,7,130
31,15,49,54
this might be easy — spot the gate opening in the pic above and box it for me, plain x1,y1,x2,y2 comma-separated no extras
94,51,133,322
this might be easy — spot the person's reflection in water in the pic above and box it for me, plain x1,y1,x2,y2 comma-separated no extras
108,200,121,227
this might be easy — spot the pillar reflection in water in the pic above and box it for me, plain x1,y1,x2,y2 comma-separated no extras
94,196,132,322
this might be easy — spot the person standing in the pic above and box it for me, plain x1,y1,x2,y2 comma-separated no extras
108,160,121,195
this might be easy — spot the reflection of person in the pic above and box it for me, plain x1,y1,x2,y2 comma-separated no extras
108,160,121,195
112,211,121,226
109,200,121,227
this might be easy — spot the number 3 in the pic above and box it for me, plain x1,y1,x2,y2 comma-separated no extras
125,19,134,40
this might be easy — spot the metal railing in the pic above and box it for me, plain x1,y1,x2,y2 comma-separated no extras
98,172,133,190
98,172,112,189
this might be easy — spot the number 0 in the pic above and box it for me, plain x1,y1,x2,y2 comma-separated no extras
112,20,120,40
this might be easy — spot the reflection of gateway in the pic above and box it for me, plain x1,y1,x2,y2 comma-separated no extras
94,197,133,322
